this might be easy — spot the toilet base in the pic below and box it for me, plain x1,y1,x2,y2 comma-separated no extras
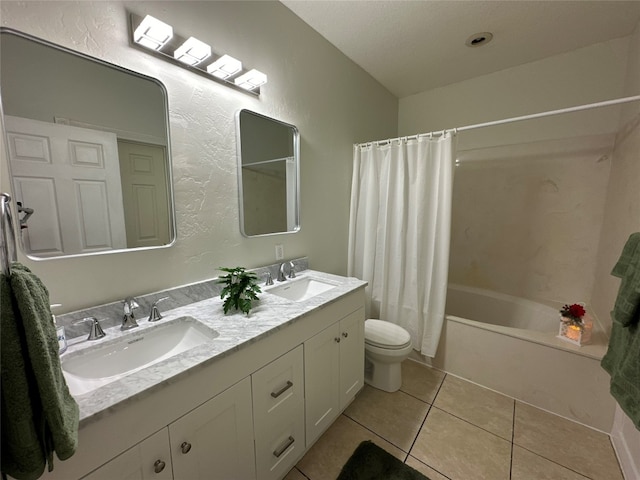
364,357,402,393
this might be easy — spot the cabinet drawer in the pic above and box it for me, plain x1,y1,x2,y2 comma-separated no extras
252,345,304,422
252,345,304,480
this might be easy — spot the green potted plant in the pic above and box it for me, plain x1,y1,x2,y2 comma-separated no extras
217,267,262,315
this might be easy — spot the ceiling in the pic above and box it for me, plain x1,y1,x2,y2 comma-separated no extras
281,1,640,98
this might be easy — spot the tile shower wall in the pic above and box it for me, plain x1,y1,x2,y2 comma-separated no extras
0,1,398,312
449,134,612,305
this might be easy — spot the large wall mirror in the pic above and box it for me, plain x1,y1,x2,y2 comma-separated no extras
0,29,176,259
236,110,300,237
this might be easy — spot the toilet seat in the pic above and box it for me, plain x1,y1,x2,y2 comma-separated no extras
365,319,411,350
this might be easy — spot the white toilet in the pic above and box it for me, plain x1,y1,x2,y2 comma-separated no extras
364,319,413,392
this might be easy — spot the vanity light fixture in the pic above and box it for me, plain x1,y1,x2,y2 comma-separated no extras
234,69,268,91
207,54,242,79
129,13,266,96
133,15,173,51
174,37,211,66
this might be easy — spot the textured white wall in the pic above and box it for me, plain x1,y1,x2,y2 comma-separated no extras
0,1,398,312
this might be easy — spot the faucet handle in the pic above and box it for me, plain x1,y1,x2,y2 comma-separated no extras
74,317,106,341
148,297,169,322
265,272,274,286
121,297,140,330
288,261,296,279
123,297,139,315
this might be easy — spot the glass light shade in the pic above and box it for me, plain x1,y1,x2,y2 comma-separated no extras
174,37,211,66
207,55,243,79
234,69,267,90
133,15,173,51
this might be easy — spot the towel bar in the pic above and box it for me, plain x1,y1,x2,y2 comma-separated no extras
1,193,18,276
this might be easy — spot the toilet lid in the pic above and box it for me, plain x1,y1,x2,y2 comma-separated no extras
365,319,411,350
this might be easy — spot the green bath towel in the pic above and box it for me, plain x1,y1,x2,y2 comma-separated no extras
601,233,640,430
1,263,79,479
610,232,640,327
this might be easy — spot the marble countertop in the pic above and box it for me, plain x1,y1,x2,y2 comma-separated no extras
62,270,367,426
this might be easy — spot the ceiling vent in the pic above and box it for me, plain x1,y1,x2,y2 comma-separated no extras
465,32,493,47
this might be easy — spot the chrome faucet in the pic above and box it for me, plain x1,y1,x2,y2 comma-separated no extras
74,317,106,341
277,261,296,282
277,262,288,281
121,297,139,330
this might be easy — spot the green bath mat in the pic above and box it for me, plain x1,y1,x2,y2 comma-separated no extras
336,441,430,480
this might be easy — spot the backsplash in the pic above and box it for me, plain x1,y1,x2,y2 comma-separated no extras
58,257,309,340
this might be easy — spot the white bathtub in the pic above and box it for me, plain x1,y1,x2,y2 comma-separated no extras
432,284,616,431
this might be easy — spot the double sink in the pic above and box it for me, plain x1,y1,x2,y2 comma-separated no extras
61,273,338,397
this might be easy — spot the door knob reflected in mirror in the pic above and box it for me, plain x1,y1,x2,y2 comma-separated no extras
154,459,166,473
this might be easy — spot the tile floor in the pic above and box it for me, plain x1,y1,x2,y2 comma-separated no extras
286,360,624,480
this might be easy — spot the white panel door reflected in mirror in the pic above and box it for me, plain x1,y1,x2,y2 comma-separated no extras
0,29,176,259
236,110,300,237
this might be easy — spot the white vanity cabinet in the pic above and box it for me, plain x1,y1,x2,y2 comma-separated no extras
81,428,171,480
169,377,256,480
48,284,365,480
251,345,305,480
81,378,255,480
304,308,364,445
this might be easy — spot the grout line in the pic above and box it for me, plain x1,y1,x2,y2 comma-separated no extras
509,399,516,480
405,454,454,480
404,372,448,463
342,411,410,455
293,466,312,479
428,404,512,443
516,445,596,480
512,404,597,479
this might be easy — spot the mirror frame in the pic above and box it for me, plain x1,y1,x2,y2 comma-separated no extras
0,28,177,260
235,109,301,237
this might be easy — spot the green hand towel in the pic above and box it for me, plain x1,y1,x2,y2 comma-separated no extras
610,232,640,327
601,322,640,429
601,232,640,430
1,273,45,480
1,263,79,479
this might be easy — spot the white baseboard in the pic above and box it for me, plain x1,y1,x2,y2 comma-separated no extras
611,406,640,480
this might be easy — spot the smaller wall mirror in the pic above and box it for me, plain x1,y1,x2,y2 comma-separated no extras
236,110,300,237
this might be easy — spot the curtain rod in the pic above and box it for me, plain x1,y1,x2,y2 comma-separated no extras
355,95,640,148
458,95,640,132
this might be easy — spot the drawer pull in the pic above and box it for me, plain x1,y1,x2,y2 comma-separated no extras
181,441,192,454
154,460,166,473
342,332,349,338
334,337,341,343
270,380,293,398
273,436,295,458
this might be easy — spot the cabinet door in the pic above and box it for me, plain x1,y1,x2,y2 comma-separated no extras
169,377,256,480
252,345,305,480
304,323,340,446
81,428,171,480
339,309,365,409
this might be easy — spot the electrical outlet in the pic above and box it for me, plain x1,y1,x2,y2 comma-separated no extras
275,244,284,260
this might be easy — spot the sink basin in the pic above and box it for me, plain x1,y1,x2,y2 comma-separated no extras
266,276,336,302
62,317,218,396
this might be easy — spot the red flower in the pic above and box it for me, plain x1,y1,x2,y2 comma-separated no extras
560,303,585,321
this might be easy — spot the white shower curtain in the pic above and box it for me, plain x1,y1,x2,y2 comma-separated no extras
347,134,455,357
